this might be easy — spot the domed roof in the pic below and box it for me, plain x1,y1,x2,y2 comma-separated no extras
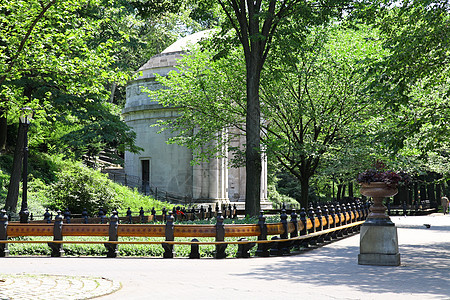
161,30,213,54
137,30,213,74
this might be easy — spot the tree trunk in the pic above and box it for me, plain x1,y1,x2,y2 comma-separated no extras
413,182,419,203
435,183,441,205
427,182,436,208
110,82,116,103
348,182,353,198
0,108,6,151
336,184,343,202
299,177,309,209
244,57,262,216
4,122,25,213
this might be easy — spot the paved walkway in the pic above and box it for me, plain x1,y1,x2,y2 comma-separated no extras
1,214,449,300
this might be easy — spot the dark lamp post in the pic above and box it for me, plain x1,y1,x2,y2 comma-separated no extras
19,107,34,223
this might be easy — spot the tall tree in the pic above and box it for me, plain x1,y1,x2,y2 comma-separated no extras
0,0,143,212
355,0,449,104
150,24,387,208
135,0,353,215
261,25,386,207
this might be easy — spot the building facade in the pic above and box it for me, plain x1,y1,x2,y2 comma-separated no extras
122,31,268,207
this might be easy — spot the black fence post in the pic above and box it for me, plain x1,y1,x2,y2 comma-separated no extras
222,204,227,219
329,204,337,240
82,208,88,224
255,211,269,257
44,208,51,224
190,207,195,221
290,209,298,238
151,207,156,222
348,203,355,233
290,209,299,250
236,237,255,258
308,205,316,234
308,205,317,245
329,204,336,228
162,207,167,222
323,205,329,230
64,207,71,224
139,207,145,223
172,206,177,222
341,204,348,226
189,238,200,259
215,211,227,259
323,205,331,241
208,205,213,219
335,204,343,238
200,205,205,220
351,202,357,221
98,208,105,224
278,209,289,255
315,206,324,243
0,209,9,257
163,212,174,258
355,201,361,221
316,206,323,232
49,210,64,257
342,203,350,235
299,208,307,236
334,203,341,226
105,211,119,258
126,207,132,224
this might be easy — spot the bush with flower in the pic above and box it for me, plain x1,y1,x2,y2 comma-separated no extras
357,161,410,187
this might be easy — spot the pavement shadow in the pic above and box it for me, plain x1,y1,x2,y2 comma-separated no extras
233,236,450,298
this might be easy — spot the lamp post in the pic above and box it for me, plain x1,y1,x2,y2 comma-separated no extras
19,107,33,223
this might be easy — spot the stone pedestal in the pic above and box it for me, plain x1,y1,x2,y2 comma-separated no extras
358,222,400,266
358,182,401,266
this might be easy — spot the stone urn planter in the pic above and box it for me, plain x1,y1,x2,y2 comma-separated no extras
358,182,400,266
360,182,398,221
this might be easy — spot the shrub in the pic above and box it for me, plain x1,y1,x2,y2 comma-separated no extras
267,183,299,209
113,185,171,214
46,161,120,214
0,169,9,202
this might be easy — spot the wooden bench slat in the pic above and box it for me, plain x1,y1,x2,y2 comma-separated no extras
224,224,260,237
63,224,109,236
7,224,53,237
118,224,165,237
174,224,215,237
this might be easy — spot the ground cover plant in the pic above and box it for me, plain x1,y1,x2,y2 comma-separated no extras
7,235,261,258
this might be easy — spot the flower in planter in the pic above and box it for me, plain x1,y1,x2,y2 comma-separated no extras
357,161,409,187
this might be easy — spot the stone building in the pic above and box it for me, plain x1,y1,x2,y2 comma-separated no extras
122,31,268,207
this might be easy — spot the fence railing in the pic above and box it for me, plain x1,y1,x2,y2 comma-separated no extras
0,201,368,259
104,170,192,204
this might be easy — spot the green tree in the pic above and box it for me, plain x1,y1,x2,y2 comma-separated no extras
354,0,449,104
150,25,387,208
261,25,387,207
346,1,450,183
0,0,139,212
136,0,355,215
